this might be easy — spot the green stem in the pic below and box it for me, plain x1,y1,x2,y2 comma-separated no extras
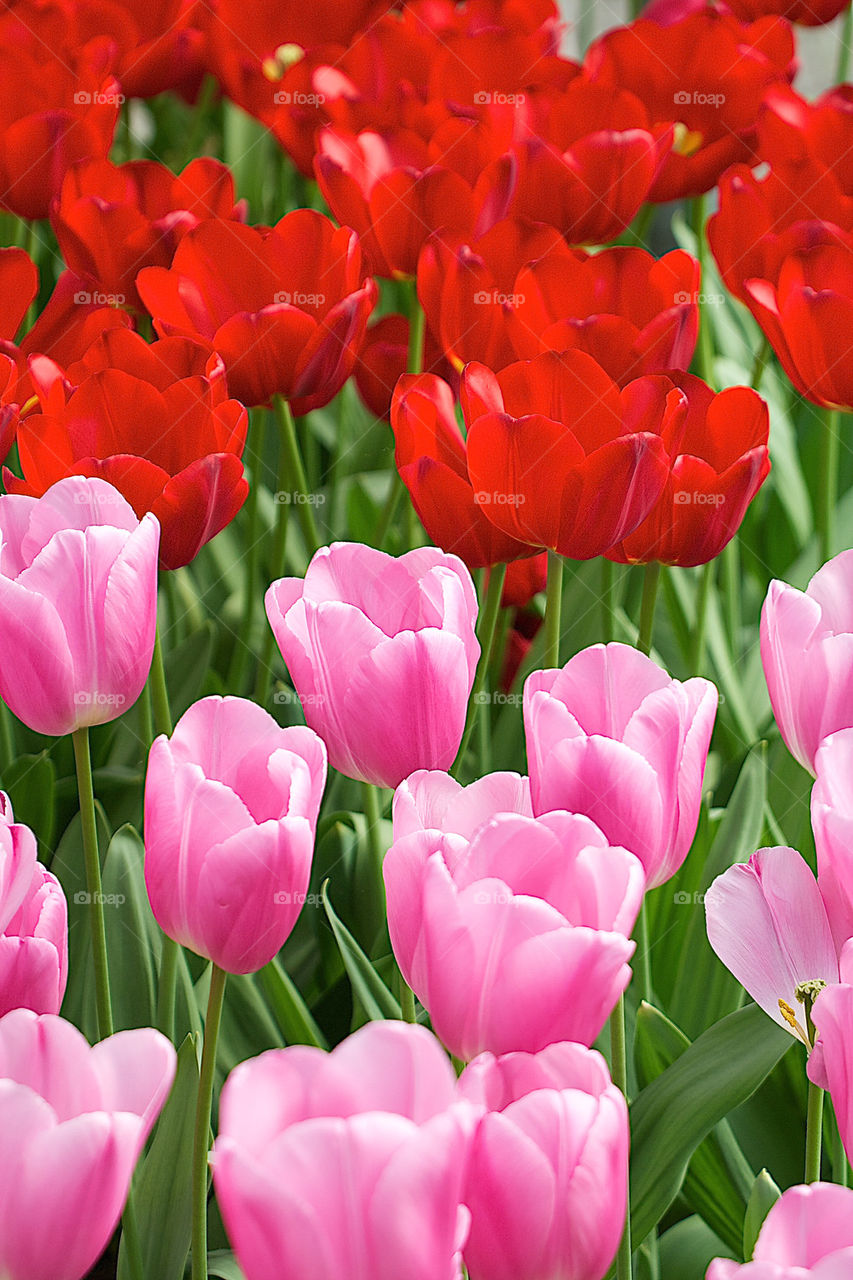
805,1081,825,1183
274,395,320,557
400,980,417,1024
610,994,633,1280
722,538,742,647
72,727,113,1040
254,403,293,706
192,964,227,1280
837,2,852,85
182,72,219,168
226,411,263,692
750,336,771,391
637,561,661,657
362,782,386,904
150,625,173,739
636,898,653,1004
373,475,407,549
149,624,179,1042
0,697,15,779
453,562,507,773
690,561,714,673
818,408,841,566
691,195,715,388
601,559,615,644
833,1099,850,1187
544,551,564,668
407,283,425,376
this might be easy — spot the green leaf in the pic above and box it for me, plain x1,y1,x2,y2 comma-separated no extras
101,825,162,1031
743,1170,781,1260
164,622,215,722
118,1033,199,1280
321,881,401,1022
257,955,328,1048
658,1217,735,1280
53,804,113,1040
1,751,56,854
630,1003,791,1250
207,1252,246,1280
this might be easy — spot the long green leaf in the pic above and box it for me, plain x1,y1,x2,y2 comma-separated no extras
321,881,401,1022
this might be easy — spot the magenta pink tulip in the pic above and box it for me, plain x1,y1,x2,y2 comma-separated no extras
0,1008,175,1280
707,1182,853,1277
144,695,326,974
808,944,853,1164
458,1042,628,1280
705,846,840,1047
524,644,717,888
213,1020,477,1280
393,770,532,841
265,543,480,788
0,476,159,736
384,810,644,1061
0,794,66,1017
761,550,853,775
812,729,853,951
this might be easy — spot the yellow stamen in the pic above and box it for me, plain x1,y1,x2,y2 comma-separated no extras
672,122,704,158
779,999,811,1050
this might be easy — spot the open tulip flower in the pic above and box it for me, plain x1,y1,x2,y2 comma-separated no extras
392,769,533,840
459,351,685,560
0,476,159,737
812,729,853,952
524,644,717,887
707,1182,853,1277
807,943,853,1164
0,793,66,1019
0,1008,175,1280
212,1020,477,1280
266,542,480,788
384,809,643,1061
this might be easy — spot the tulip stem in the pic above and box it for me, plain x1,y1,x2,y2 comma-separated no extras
690,195,715,388
609,994,633,1280
0,697,15,780
407,282,425,376
636,899,654,1003
274,395,320,557
254,401,294,707
192,963,227,1280
818,408,841,566
454,562,507,774
227,410,263,692
544,551,564,668
601,559,615,643
362,783,387,911
805,1081,824,1183
750,336,771,392
72,727,114,1041
837,2,852,85
689,561,714,673
637,562,661,657
150,625,173,738
400,979,417,1024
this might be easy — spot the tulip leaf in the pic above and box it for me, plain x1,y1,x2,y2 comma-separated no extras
207,1251,246,1280
258,955,328,1049
216,970,286,1076
101,824,162,1031
658,1216,736,1280
743,1170,781,1260
321,881,402,1023
52,803,114,1040
1,750,56,855
629,1003,791,1251
118,1032,199,1280
164,621,215,722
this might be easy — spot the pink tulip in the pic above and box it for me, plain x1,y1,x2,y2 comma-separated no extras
212,1020,477,1280
384,810,643,1060
807,943,853,1165
707,1182,853,1277
458,1042,628,1280
705,846,839,1046
393,770,532,840
265,542,480,787
524,643,717,888
0,476,159,736
144,695,326,974
0,1008,175,1280
0,793,67,1017
760,550,853,775
812,729,853,951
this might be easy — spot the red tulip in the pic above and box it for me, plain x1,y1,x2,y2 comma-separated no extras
51,158,245,311
645,0,848,25
353,313,451,421
460,351,684,559
4,329,248,571
512,243,700,385
137,209,377,409
584,8,795,202
606,371,770,567
108,0,206,99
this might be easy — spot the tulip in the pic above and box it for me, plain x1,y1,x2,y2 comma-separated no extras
459,352,684,560
213,1020,477,1280
96,0,206,100
760,550,853,775
384,809,643,1060
0,476,159,736
0,793,66,1018
5,329,249,571
0,1008,175,1280
393,769,533,841
137,209,377,410
265,542,480,788
707,1182,853,1277
524,644,717,888
144,695,326,974
807,942,853,1162
458,1042,628,1280
812,729,853,951
705,846,840,1046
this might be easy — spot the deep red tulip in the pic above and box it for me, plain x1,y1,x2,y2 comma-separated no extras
392,372,536,569
137,209,377,409
512,243,700,385
459,351,684,559
645,0,851,25
584,8,795,202
107,0,206,99
606,371,770,567
51,158,245,312
4,329,248,570
0,248,38,345
352,313,451,421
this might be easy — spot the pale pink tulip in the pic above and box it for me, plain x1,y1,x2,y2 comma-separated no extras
0,1008,175,1280
812,729,853,951
392,770,532,840
384,810,643,1060
524,643,717,887
458,1042,628,1280
213,1020,477,1280
144,695,326,974
0,792,67,1017
707,1182,853,1277
0,476,159,735
807,942,853,1165
265,542,480,787
760,550,853,774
